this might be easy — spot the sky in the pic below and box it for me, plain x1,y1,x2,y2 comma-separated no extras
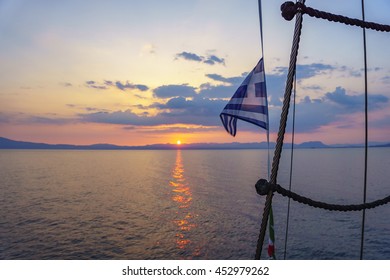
0,0,389,146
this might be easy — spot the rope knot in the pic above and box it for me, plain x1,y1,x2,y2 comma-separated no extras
281,1,298,21
255,179,274,196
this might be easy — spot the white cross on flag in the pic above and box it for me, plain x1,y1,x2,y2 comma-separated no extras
220,58,268,136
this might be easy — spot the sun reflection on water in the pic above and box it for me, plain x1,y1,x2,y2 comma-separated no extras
169,150,196,252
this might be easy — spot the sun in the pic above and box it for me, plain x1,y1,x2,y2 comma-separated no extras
176,140,181,145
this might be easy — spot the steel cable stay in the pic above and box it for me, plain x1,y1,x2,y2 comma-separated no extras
283,59,297,260
360,0,369,260
254,0,390,259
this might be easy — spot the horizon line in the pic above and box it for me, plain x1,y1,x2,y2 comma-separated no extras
1,136,389,150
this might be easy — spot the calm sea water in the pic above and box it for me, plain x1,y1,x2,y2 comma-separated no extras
1,148,389,260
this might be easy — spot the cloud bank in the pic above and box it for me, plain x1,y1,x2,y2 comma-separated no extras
12,62,387,137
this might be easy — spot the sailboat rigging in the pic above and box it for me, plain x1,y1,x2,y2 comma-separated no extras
220,0,390,260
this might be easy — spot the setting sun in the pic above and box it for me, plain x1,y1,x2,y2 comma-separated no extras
176,140,181,145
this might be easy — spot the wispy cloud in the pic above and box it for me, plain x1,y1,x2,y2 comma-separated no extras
59,82,73,87
175,51,203,62
66,104,110,112
205,73,243,84
175,51,225,66
140,43,156,56
85,80,108,90
274,63,336,80
85,80,149,92
130,124,217,134
3,112,74,125
114,81,149,91
204,55,225,65
381,75,390,84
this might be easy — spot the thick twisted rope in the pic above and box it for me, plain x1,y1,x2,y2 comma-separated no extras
281,1,390,32
255,179,390,212
254,0,306,260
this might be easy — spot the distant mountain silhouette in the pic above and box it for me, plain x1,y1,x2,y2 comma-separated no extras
0,136,389,150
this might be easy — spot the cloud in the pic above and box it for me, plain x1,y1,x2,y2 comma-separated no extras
157,96,191,109
200,70,285,102
325,86,388,111
115,81,149,91
198,83,238,99
274,63,336,80
175,51,225,66
153,96,227,126
140,43,156,55
301,85,323,91
0,112,10,123
153,84,197,98
133,125,217,134
288,87,389,132
381,75,390,84
3,112,74,125
199,72,252,98
175,51,203,62
204,55,225,65
297,63,336,79
79,96,226,127
25,116,72,125
60,82,72,87
85,80,108,90
135,63,388,133
79,110,158,126
26,60,389,137
205,73,243,84
85,80,149,92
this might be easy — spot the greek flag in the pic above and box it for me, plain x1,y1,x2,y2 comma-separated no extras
220,58,268,136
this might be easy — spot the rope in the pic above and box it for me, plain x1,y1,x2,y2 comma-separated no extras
255,179,390,212
360,0,369,260
254,0,306,260
281,1,390,32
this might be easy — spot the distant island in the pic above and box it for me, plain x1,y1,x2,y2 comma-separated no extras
1,136,389,150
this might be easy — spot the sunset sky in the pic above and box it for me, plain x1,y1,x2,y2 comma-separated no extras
1,0,389,146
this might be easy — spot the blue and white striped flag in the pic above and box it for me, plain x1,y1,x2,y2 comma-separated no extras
220,58,268,136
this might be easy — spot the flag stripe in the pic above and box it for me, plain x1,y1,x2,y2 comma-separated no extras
231,85,248,98
221,113,267,131
255,82,266,97
223,104,268,114
221,110,267,124
225,97,268,106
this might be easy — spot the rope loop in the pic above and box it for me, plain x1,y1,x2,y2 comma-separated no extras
280,1,390,32
255,178,390,212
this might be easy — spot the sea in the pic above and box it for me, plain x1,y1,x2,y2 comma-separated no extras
1,148,389,260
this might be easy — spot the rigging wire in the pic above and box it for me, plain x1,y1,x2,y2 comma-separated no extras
283,62,297,260
257,0,269,178
258,0,274,260
360,0,369,260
